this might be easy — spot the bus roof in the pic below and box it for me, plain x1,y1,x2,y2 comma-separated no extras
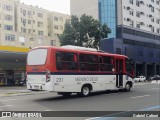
29,46,128,59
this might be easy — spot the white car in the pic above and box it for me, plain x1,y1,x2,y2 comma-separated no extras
134,76,146,82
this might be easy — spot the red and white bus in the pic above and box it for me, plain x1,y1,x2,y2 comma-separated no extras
26,45,134,96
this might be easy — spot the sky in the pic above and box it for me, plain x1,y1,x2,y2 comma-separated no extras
21,0,70,15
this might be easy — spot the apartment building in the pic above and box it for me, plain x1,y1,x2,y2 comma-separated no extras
71,0,160,76
0,0,70,48
48,11,70,46
0,0,70,86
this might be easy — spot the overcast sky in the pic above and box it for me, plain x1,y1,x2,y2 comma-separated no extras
21,0,70,14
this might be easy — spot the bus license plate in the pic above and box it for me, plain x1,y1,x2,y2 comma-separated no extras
34,85,39,89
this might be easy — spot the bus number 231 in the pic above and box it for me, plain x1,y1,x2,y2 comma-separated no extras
56,78,63,82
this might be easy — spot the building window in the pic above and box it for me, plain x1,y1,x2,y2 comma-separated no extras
136,22,140,28
22,9,26,16
129,0,133,4
151,17,154,22
38,22,43,27
150,6,154,12
5,34,15,41
21,27,26,33
60,25,63,30
54,16,58,21
22,19,27,26
151,0,154,3
151,27,154,32
30,38,34,41
3,4,13,11
28,11,31,15
136,0,140,7
59,17,63,22
38,31,43,35
148,52,153,57
4,15,13,21
54,25,59,29
156,28,160,33
28,20,31,24
156,19,160,24
130,20,134,27
156,0,160,4
50,40,56,46
136,12,140,17
129,9,134,16
38,39,42,45
19,36,25,45
116,48,121,54
28,29,31,34
38,13,43,18
158,53,160,58
138,51,143,56
4,25,13,31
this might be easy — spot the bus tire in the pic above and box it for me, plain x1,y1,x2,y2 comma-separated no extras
80,85,90,97
125,83,131,92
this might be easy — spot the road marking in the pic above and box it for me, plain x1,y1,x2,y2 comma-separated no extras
86,106,160,120
130,95,150,99
151,88,160,90
0,105,13,108
0,99,16,102
134,83,151,85
139,105,160,111
86,117,101,120
45,110,52,111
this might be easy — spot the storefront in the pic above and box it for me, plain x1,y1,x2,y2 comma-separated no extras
0,46,29,86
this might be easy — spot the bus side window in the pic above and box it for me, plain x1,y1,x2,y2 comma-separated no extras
100,56,114,72
79,54,88,71
88,55,99,71
68,53,78,70
56,52,62,70
56,52,78,71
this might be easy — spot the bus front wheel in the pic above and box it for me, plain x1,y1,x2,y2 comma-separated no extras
79,85,90,97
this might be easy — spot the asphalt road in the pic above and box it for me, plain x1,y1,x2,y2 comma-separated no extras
0,82,159,120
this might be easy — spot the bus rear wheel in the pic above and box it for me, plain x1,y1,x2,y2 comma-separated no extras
125,83,131,92
79,85,90,97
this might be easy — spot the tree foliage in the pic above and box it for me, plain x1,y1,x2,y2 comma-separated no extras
59,14,111,49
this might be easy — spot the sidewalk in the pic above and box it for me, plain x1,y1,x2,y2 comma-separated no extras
0,86,46,97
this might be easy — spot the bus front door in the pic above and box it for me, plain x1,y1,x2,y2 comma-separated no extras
116,59,123,88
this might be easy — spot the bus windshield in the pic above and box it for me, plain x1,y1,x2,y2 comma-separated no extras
27,49,47,65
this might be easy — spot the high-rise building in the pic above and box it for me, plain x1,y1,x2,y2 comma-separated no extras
70,0,160,76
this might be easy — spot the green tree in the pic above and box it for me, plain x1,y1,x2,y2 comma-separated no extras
59,14,111,49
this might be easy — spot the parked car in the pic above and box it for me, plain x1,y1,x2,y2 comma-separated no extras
18,79,27,86
152,76,160,81
148,75,160,81
134,76,146,82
